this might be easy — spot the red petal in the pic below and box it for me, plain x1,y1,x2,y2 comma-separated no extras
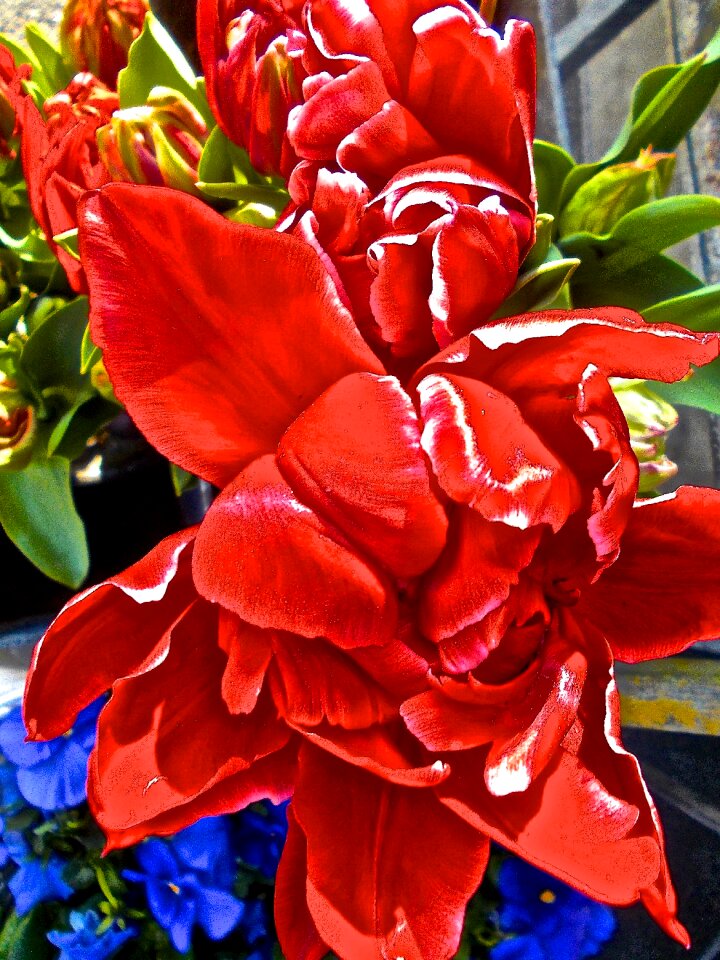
298,721,450,787
90,600,289,835
23,528,197,740
217,609,274,715
99,741,298,851
577,486,720,661
275,805,330,960
420,507,541,649
418,309,719,400
294,744,490,960
278,372,447,577
269,632,397,729
79,184,383,486
193,455,397,648
417,372,580,529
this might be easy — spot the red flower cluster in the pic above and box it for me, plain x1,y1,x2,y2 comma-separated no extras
21,3,720,959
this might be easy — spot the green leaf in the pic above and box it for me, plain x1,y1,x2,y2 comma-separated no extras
0,286,30,340
19,297,89,399
0,906,52,960
80,322,102,373
642,284,720,332
521,213,554,271
491,256,580,319
562,195,720,277
0,33,35,69
533,140,575,218
24,23,74,96
118,13,213,125
560,29,720,207
53,228,80,261
170,462,197,496
196,180,290,209
197,124,261,186
48,394,119,460
0,457,88,587
571,253,703,311
653,359,720,415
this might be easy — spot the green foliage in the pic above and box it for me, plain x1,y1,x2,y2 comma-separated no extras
493,252,579,319
653,361,720,416
24,24,74,97
118,13,213,126
0,457,89,587
0,906,53,960
642,284,720,332
533,140,575,219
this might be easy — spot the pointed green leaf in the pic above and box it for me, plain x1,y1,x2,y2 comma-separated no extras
196,180,290,209
0,906,53,960
170,462,197,496
533,140,575,218
118,13,213,125
0,33,35,69
571,253,703,312
563,195,720,281
197,124,261,186
24,23,73,95
48,394,119,460
19,297,89,396
521,214,554,271
653,359,720,416
642,284,720,332
491,256,580,319
80,322,102,373
0,286,30,340
561,29,720,207
0,457,88,587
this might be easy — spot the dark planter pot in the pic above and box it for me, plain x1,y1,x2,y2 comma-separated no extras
0,416,198,628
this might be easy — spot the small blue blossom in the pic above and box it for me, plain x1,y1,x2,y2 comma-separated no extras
3,829,73,915
490,859,616,960
47,909,137,960
124,817,244,953
0,699,103,812
234,800,288,878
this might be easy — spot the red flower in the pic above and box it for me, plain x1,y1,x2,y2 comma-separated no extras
0,44,31,157
60,0,149,89
23,184,720,958
19,74,118,291
280,0,537,367
197,0,307,177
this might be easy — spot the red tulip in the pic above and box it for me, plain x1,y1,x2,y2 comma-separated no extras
0,44,31,157
280,0,537,368
197,0,307,177
23,184,720,958
60,0,149,89
19,74,118,291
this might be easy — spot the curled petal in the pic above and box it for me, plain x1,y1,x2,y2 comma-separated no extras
24,528,197,740
193,455,397,648
278,372,448,578
79,184,383,486
577,486,720,661
417,372,580,529
217,610,274,715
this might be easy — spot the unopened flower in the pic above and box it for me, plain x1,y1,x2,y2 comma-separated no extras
0,380,37,470
48,910,137,960
60,0,149,88
97,87,209,195
612,379,679,493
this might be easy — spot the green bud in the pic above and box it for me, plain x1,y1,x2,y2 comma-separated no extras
96,86,209,196
612,379,679,494
559,148,676,237
0,378,37,470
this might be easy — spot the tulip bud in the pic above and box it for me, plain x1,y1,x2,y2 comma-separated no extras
612,379,679,494
96,87,209,195
44,72,119,135
0,379,37,470
0,45,31,158
60,0,149,88
559,148,675,237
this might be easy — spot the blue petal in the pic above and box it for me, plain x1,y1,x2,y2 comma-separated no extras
491,934,546,960
173,818,232,874
134,839,180,878
0,715,54,768
168,898,197,954
196,887,244,941
146,878,184,930
9,856,73,915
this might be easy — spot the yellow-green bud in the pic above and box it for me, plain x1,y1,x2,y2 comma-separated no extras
560,148,675,237
96,87,208,195
612,379,679,494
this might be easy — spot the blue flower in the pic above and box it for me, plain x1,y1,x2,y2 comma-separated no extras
0,699,103,812
3,829,73,915
234,800,288,878
490,858,616,960
47,910,136,960
124,817,244,953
